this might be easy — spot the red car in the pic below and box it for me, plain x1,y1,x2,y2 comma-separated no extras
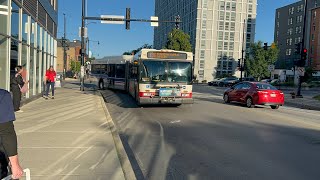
223,82,284,109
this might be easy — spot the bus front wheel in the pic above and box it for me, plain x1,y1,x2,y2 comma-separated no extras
99,81,105,90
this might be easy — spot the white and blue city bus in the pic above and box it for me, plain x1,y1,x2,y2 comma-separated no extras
91,49,194,105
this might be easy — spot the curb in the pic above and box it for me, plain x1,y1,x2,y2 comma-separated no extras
98,92,137,180
284,101,320,111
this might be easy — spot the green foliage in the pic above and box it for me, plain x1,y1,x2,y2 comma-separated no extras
123,44,153,55
313,95,320,101
245,41,279,81
165,29,192,52
302,67,317,82
70,60,81,73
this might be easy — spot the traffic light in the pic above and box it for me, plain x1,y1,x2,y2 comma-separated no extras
301,48,307,61
238,59,241,68
175,15,181,29
297,48,307,67
263,43,268,50
125,8,131,30
295,43,301,54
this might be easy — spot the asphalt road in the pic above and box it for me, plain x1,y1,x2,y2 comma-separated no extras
101,85,320,180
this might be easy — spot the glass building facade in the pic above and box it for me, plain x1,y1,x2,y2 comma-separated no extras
0,0,58,99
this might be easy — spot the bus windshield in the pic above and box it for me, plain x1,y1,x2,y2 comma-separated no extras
140,60,192,83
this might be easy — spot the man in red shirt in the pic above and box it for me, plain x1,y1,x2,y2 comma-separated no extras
45,66,56,99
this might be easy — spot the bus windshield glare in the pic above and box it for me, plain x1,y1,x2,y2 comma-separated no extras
141,60,192,83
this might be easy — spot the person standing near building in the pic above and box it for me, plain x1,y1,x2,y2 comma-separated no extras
10,66,26,112
45,66,56,100
0,89,24,179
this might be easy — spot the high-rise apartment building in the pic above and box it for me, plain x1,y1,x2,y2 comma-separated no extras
154,0,257,81
274,0,319,70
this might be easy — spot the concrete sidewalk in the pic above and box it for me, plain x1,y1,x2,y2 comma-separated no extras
284,93,320,111
14,83,129,179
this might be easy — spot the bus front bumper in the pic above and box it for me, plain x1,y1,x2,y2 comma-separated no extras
139,97,194,105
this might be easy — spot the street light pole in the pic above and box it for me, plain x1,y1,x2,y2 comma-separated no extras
63,13,67,80
80,0,86,91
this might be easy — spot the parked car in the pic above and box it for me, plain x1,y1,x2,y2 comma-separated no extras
242,77,256,82
223,82,284,109
218,77,239,87
208,78,221,86
261,79,272,83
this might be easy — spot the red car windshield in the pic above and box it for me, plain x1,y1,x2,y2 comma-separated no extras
256,83,277,90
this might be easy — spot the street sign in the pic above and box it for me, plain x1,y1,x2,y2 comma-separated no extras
151,16,159,27
101,15,125,24
297,67,305,76
79,27,87,38
268,65,275,72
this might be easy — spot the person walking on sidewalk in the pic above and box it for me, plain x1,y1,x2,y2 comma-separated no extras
10,66,27,113
45,66,56,100
0,89,24,179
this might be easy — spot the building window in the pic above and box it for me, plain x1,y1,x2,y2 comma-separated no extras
219,11,224,20
218,31,223,40
226,2,231,10
226,12,230,21
201,40,206,49
230,22,235,31
218,41,223,50
230,32,235,41
286,49,292,56
224,42,228,50
219,1,225,10
229,42,234,50
313,11,317,19
225,32,229,40
276,31,279,38
219,22,224,30
248,4,253,13
231,2,236,11
202,20,207,29
299,26,302,33
202,31,206,39
231,12,236,21
277,21,279,28
225,22,229,31
200,50,205,59
277,11,280,19
312,34,315,41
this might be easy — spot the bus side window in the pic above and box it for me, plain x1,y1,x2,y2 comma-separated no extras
108,64,115,78
116,65,125,78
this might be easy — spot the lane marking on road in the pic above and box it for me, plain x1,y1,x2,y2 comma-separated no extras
170,120,181,124
89,149,110,170
74,146,93,160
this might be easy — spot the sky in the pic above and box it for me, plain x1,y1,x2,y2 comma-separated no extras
58,0,299,58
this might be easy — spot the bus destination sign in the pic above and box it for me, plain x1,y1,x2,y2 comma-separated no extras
147,52,187,60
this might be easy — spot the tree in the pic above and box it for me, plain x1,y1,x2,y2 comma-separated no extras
245,41,279,81
165,29,192,52
70,59,81,73
123,44,153,55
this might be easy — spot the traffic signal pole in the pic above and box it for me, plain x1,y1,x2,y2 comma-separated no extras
296,0,308,98
79,0,181,91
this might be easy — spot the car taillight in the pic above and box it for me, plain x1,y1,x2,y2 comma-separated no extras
279,92,284,95
181,93,192,98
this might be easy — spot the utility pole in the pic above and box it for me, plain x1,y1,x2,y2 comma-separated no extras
80,0,86,91
296,0,308,98
63,13,67,80
240,19,246,82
